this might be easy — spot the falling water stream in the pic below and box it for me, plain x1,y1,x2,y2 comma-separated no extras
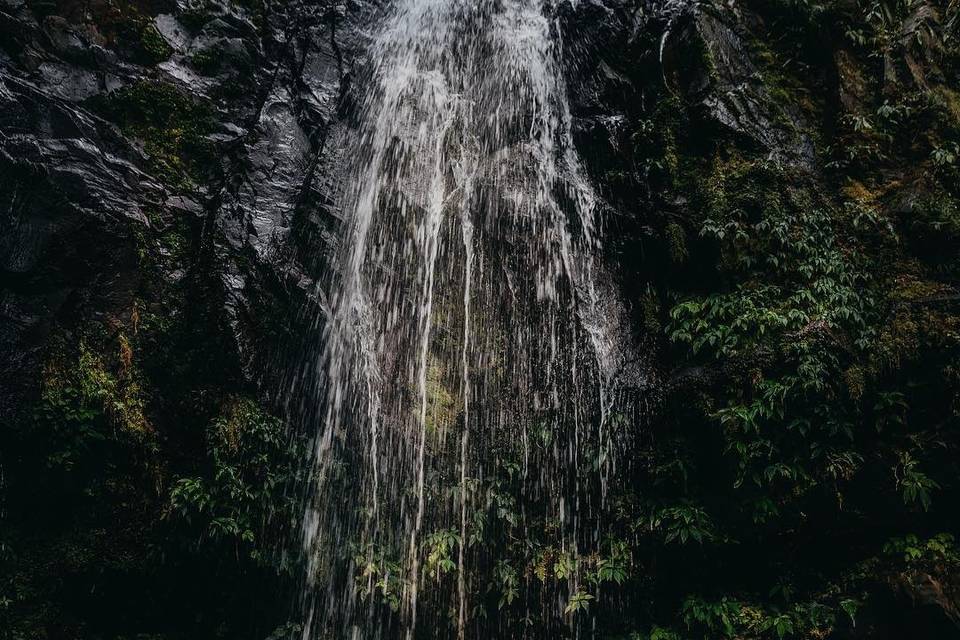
298,1,631,637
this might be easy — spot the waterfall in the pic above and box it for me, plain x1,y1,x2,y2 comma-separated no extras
298,1,627,637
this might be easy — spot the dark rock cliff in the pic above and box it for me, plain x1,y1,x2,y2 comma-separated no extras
0,0,379,414
3,0,960,637
0,0,365,635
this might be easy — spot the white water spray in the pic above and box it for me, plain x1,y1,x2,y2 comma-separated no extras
298,1,625,637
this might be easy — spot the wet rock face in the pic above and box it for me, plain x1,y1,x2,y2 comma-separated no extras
892,571,960,632
0,0,370,411
0,0,731,414
2,0,960,636
560,0,821,213
660,2,815,169
200,0,361,386
0,0,674,415
848,570,960,638
0,73,160,414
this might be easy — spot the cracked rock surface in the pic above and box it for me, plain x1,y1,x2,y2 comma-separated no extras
0,0,367,412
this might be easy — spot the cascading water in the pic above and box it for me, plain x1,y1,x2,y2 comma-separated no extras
297,1,633,637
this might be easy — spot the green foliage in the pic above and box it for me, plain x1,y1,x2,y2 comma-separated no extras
168,398,302,567
639,9,960,630
682,596,743,637
665,222,690,264
190,46,223,75
673,162,874,357
844,0,938,53
553,551,576,581
649,504,716,545
931,141,959,166
630,627,682,640
666,161,892,516
354,544,405,611
839,598,860,626
589,540,632,586
883,532,959,563
424,529,460,576
140,23,172,63
895,451,940,511
564,589,595,615
679,596,836,640
494,559,520,609
30,337,156,483
87,81,217,189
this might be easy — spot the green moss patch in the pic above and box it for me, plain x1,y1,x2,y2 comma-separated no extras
87,81,218,190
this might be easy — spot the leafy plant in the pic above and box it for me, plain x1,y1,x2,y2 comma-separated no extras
494,560,519,609
649,504,716,545
894,452,940,511
931,142,959,167
424,529,460,577
168,398,302,566
354,544,405,611
883,533,959,563
564,589,595,615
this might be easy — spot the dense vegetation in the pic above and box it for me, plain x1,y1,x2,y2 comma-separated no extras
608,0,960,636
2,0,960,638
1,0,305,636
1,279,304,637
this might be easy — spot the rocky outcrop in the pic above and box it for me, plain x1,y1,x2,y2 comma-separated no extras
0,71,161,414
659,1,815,169
0,0,369,413
4,0,960,637
891,570,960,633
0,1,370,634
